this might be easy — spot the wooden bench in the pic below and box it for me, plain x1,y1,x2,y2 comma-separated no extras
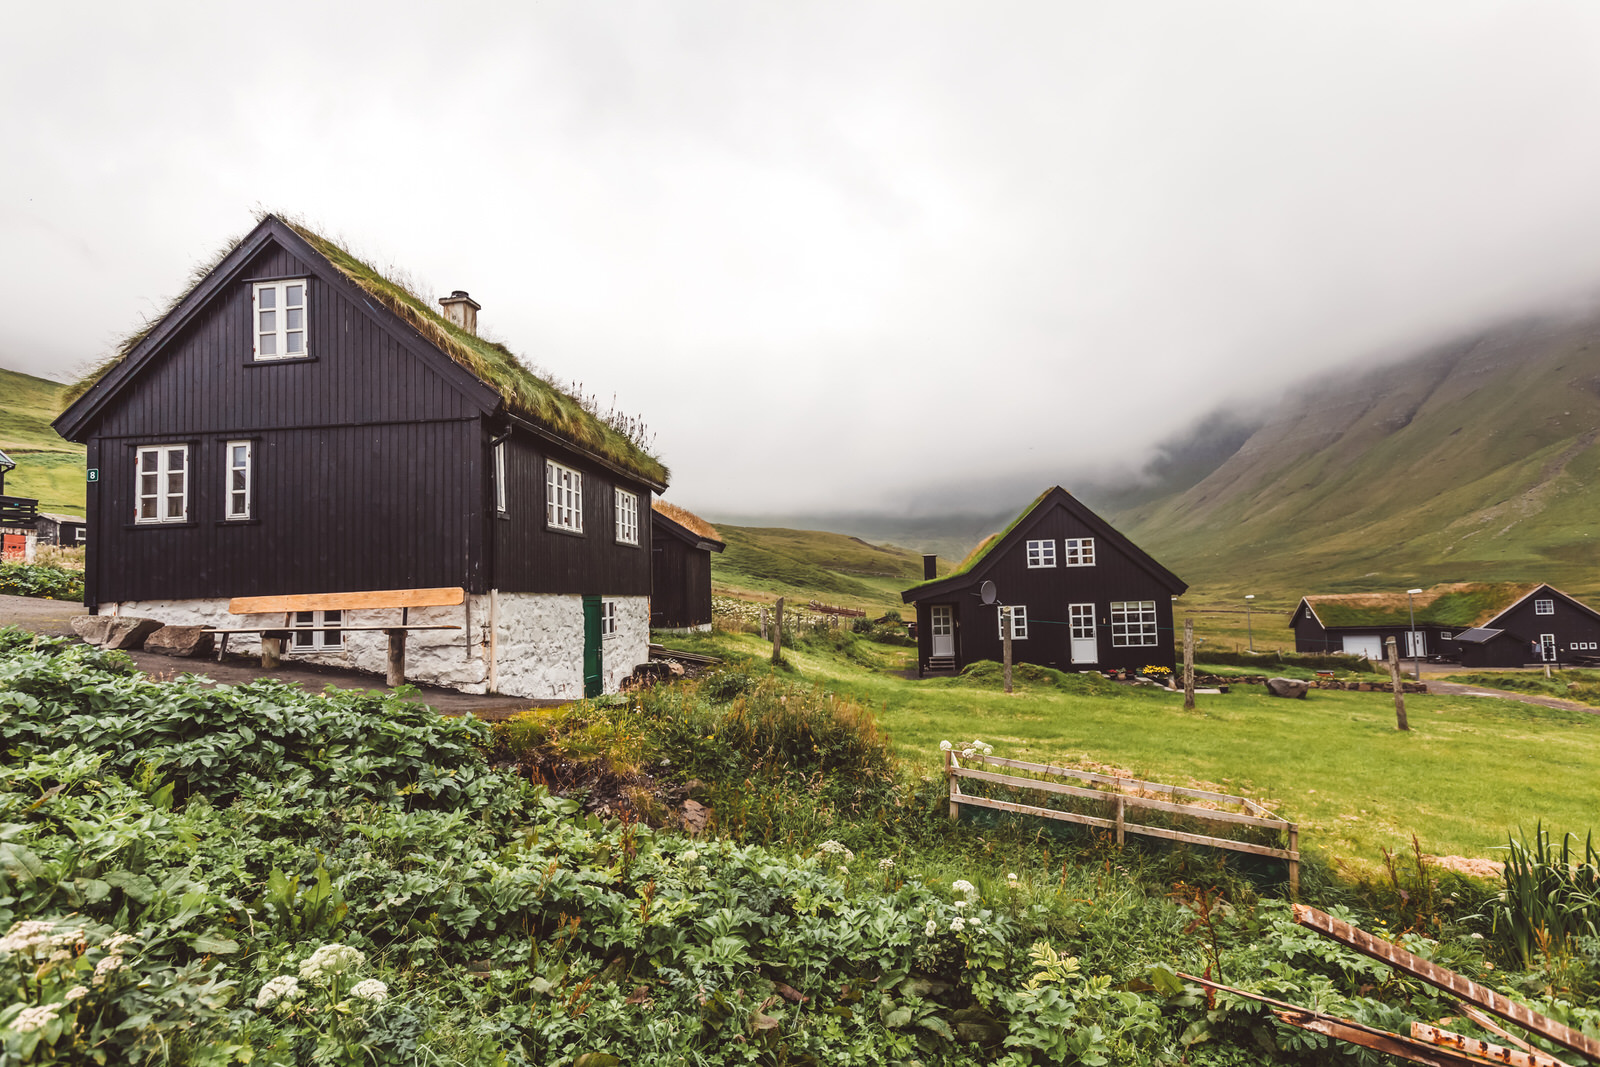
207,587,465,686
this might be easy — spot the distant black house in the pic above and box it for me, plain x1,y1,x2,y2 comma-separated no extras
650,501,724,631
34,513,87,548
1289,583,1600,667
900,487,1187,676
52,214,670,698
0,448,40,562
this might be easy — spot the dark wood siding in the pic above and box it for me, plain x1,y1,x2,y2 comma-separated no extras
492,431,652,596
1487,589,1600,666
90,420,482,602
909,498,1182,674
651,526,714,628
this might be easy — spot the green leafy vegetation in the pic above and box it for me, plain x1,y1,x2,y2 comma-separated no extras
0,562,83,601
1490,825,1600,972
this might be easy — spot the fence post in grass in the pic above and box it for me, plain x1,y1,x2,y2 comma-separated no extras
1288,824,1300,900
1002,606,1014,694
1183,617,1196,710
759,607,768,640
945,747,957,820
1386,636,1409,731
771,597,784,665
1115,793,1125,846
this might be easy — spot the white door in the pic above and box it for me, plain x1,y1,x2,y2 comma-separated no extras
1069,603,1097,663
1405,631,1426,658
931,605,954,657
1540,634,1557,662
1342,634,1384,659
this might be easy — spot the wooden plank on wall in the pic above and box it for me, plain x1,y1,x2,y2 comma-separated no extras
230,586,465,614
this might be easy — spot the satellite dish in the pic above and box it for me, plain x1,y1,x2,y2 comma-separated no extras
979,580,998,605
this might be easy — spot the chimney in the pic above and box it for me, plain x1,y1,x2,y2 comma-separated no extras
439,290,481,335
923,554,938,580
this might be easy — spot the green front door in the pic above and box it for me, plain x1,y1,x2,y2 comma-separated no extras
582,595,603,698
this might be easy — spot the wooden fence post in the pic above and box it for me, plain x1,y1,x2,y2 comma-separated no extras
1386,637,1409,731
1183,617,1195,710
1002,606,1014,694
771,597,784,665
1115,793,1125,846
759,607,768,640
1288,824,1300,901
945,747,958,820
386,628,407,687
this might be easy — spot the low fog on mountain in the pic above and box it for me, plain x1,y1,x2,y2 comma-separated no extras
7,2,1600,519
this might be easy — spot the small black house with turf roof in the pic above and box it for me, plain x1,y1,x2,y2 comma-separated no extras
901,487,1187,677
1289,582,1600,667
650,500,724,631
53,213,669,699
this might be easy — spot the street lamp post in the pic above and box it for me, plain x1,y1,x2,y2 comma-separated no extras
1245,595,1255,652
1406,588,1423,681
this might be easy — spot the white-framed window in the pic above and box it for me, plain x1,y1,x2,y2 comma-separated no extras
1440,633,1452,642
1110,600,1158,646
1063,538,1096,566
252,279,308,360
615,488,639,545
600,600,617,638
1535,599,1555,615
996,605,1029,640
225,440,252,520
1026,539,1055,568
291,610,342,650
546,460,583,532
135,444,189,523
494,441,507,515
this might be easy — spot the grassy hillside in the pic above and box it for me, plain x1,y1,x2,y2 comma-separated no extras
713,525,952,614
0,366,85,517
1108,312,1600,603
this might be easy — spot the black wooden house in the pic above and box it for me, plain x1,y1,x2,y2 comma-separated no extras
1289,583,1600,667
650,501,724,631
53,214,669,699
901,487,1187,676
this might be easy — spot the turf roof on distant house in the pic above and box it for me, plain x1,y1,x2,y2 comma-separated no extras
64,214,668,487
1302,583,1540,628
652,500,723,546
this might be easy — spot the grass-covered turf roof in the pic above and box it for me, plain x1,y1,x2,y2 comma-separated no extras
1305,582,1539,628
64,214,668,487
902,488,1051,594
652,499,721,544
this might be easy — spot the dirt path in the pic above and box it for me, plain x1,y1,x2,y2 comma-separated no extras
1423,678,1597,714
0,594,556,720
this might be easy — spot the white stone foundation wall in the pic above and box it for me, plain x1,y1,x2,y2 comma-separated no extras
104,591,650,701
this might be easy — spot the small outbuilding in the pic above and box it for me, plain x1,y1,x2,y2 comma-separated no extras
650,501,724,631
34,513,87,548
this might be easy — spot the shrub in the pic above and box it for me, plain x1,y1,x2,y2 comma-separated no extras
1490,825,1600,968
1198,649,1374,673
0,562,84,601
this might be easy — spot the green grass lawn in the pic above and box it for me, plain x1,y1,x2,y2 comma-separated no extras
676,629,1600,876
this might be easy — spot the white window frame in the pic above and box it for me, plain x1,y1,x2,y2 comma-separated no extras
494,441,508,515
1110,600,1158,647
1535,598,1555,615
615,488,639,545
1440,632,1452,642
291,609,343,650
1025,539,1055,568
225,439,252,521
1063,538,1096,566
546,460,583,532
252,279,308,360
600,600,617,638
996,605,1029,640
134,444,189,524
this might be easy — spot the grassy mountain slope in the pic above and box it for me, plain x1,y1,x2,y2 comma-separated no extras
712,525,946,613
1110,312,1600,602
0,366,85,517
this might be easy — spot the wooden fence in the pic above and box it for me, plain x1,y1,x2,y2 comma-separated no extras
944,751,1299,897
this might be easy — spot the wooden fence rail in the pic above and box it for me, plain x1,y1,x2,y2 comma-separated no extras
944,751,1299,897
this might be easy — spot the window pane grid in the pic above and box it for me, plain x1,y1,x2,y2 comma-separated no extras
615,489,638,544
135,445,188,524
996,605,1028,640
226,440,251,520
601,601,617,637
1026,540,1055,568
1535,599,1554,615
1063,538,1096,566
1110,600,1157,646
254,280,308,360
546,461,583,532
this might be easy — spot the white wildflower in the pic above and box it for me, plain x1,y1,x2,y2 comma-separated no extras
0,920,63,956
256,975,303,1009
1006,872,1018,882
13,1004,59,1033
350,979,389,1002
838,865,850,876
924,919,938,937
818,840,855,863
104,933,136,953
91,954,122,985
950,917,966,933
64,986,89,1002
951,879,976,896
878,857,895,871
939,740,952,752
952,900,967,909
299,943,366,983
680,850,698,864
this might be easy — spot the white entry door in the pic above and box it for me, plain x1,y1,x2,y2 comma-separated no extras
1405,631,1426,658
931,605,954,657
1069,603,1097,663
1540,634,1557,662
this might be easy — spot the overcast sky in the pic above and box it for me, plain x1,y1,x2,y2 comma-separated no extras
7,1,1600,517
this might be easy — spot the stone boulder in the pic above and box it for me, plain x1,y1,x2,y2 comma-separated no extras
1265,677,1309,699
145,624,214,658
71,614,163,650
70,615,115,646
